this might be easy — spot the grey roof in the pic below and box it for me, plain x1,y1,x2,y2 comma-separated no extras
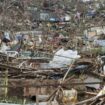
29,10,59,21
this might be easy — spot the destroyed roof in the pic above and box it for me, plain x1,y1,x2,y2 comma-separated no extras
84,26,105,41
15,30,42,35
30,10,61,22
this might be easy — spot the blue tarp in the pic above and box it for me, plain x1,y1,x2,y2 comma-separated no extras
95,40,105,47
49,18,59,22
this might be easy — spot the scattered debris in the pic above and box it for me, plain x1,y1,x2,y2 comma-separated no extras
0,0,105,105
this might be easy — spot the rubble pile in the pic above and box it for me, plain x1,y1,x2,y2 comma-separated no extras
0,0,105,105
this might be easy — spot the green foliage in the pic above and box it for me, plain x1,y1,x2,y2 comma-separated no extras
0,96,24,104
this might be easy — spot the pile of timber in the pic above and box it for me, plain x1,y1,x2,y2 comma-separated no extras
0,53,105,105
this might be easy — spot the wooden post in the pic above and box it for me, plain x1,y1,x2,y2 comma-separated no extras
23,98,26,105
4,55,9,99
36,88,39,105
36,95,39,105
4,70,8,98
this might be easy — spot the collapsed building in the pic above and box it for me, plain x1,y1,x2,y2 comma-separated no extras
0,0,105,105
